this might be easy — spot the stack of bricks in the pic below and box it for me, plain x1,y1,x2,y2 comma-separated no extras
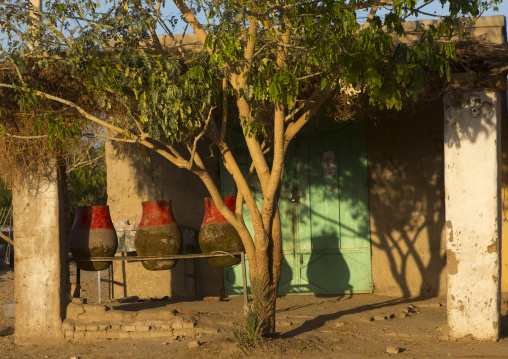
62,299,219,341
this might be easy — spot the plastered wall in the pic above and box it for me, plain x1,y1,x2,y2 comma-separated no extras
367,101,448,297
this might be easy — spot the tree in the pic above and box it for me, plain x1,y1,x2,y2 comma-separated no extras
0,0,501,335
66,143,108,226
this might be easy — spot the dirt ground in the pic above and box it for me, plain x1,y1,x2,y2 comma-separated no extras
1,262,508,359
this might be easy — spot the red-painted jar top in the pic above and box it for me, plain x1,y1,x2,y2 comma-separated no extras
71,206,114,230
202,196,236,226
139,200,177,227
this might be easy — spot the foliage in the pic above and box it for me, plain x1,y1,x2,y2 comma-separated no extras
66,144,107,226
233,277,269,351
0,176,12,209
0,0,501,335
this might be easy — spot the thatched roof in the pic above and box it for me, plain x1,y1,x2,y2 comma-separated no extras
448,41,508,89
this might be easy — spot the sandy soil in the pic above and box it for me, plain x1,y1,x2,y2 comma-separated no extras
1,262,508,359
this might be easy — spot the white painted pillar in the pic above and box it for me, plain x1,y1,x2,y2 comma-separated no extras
13,161,66,344
444,89,502,341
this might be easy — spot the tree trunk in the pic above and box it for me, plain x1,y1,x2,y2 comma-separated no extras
249,207,283,336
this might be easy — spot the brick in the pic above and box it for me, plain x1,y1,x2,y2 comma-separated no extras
75,324,86,332
171,317,184,325
157,324,171,331
62,321,75,331
136,325,150,332
110,324,122,331
183,322,196,329
84,331,105,340
73,331,85,339
196,328,219,335
66,303,85,320
145,331,173,338
172,322,183,329
123,325,136,332
107,332,129,339
182,309,197,315
129,331,153,339
72,297,87,304
85,324,99,332
173,329,196,337
83,304,108,316
217,321,234,327
98,324,111,331
64,330,74,339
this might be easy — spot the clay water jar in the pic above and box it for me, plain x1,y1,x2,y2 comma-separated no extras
69,205,118,271
134,200,182,270
198,196,244,266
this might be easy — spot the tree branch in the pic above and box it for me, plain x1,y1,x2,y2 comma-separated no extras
284,87,332,150
1,132,48,139
285,87,321,122
0,83,126,136
360,5,379,31
188,106,215,170
172,0,209,51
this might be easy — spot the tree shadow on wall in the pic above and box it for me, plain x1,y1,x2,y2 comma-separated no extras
367,91,501,298
367,100,448,297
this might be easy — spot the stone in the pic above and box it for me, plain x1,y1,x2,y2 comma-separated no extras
182,309,197,315
203,297,222,302
188,340,200,349
386,346,401,354
359,317,374,323
2,300,14,318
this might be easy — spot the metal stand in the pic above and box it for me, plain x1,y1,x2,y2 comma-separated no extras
71,251,248,306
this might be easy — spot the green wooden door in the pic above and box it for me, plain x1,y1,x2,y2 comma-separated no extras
223,120,372,295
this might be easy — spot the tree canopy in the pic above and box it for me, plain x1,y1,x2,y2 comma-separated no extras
0,0,502,335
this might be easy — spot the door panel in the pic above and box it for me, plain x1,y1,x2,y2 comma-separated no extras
223,121,372,296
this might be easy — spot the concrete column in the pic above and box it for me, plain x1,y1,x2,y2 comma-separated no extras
444,90,502,341
13,161,66,344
